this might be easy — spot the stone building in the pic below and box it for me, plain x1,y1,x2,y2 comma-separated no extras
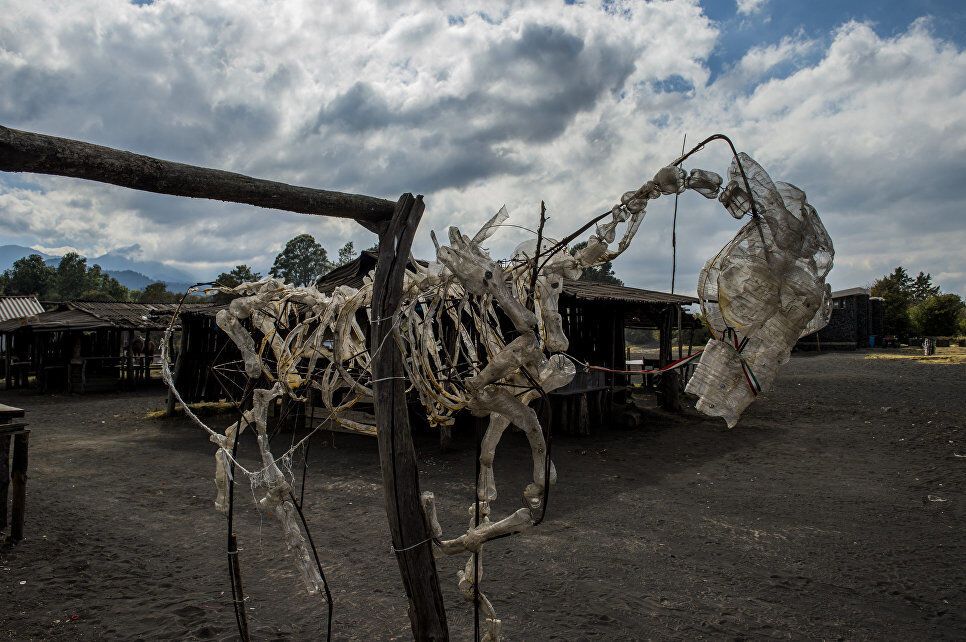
797,287,885,350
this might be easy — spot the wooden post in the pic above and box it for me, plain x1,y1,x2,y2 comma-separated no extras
658,306,672,367
4,333,11,390
0,434,9,529
370,193,449,640
165,338,184,416
126,330,135,388
659,307,682,411
9,431,28,542
143,330,151,382
677,305,683,359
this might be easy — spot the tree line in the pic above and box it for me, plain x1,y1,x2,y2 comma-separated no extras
871,267,964,337
0,252,131,302
211,236,358,303
0,235,360,303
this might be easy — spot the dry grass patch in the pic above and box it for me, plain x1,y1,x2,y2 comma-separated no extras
145,400,238,419
865,345,966,365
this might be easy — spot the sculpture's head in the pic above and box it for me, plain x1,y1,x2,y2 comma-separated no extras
435,226,538,333
511,238,581,353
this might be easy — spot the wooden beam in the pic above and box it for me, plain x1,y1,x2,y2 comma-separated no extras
9,430,28,543
0,125,395,232
370,193,449,640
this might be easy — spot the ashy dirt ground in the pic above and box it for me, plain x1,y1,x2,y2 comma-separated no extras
1,350,963,640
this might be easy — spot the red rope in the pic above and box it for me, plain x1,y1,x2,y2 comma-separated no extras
585,350,702,375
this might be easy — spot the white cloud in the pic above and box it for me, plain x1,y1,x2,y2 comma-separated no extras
0,3,964,295
736,0,768,16
737,33,815,77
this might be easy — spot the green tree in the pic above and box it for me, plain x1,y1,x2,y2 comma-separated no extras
871,266,913,337
77,289,115,301
138,282,180,303
55,252,89,300
909,294,964,337
910,271,940,303
270,234,332,286
336,241,356,267
2,254,56,298
215,264,261,289
570,241,623,286
213,265,262,304
85,264,131,301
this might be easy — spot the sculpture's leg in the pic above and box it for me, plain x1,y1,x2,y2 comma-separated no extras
478,413,511,502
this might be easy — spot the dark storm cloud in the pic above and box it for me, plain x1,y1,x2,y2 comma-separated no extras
309,22,636,192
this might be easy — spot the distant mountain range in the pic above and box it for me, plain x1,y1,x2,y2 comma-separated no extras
0,244,195,293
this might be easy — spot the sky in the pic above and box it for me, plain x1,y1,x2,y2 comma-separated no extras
0,0,964,295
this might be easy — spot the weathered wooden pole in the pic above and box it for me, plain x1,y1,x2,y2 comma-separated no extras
0,125,395,233
371,194,449,640
126,329,135,388
9,431,28,542
165,339,184,416
0,435,9,529
659,306,682,411
4,335,11,389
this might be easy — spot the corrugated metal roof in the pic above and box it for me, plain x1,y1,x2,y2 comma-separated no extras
561,280,697,305
316,251,379,294
0,308,105,333
181,304,229,318
0,301,216,333
0,295,44,323
66,301,214,329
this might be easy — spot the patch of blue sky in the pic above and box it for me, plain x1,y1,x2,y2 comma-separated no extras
701,0,966,82
652,74,695,94
0,176,45,193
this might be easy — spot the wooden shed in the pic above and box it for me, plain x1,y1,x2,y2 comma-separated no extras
0,295,45,386
0,300,212,393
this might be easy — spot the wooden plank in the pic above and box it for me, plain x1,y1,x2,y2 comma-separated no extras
0,125,395,232
0,403,25,421
370,193,449,640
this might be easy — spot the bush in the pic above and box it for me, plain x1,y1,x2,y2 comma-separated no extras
909,294,965,337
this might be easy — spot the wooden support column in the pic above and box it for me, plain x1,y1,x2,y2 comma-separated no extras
4,334,11,389
165,335,185,416
144,331,151,381
0,435,9,529
9,431,28,542
370,193,449,640
659,307,682,412
126,330,135,388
